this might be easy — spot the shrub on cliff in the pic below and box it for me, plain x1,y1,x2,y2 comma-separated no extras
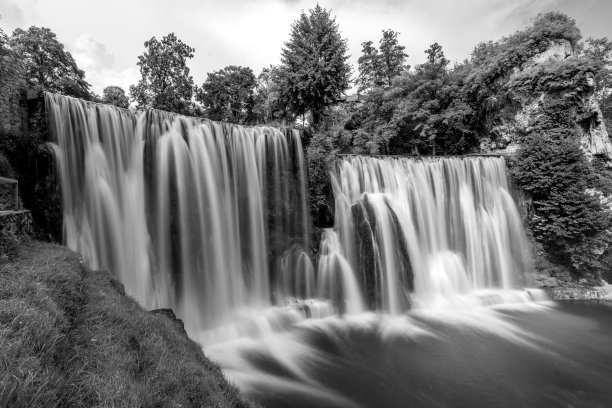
512,96,612,278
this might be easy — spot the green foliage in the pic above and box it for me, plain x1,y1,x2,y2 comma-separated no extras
356,30,408,92
9,26,92,99
0,26,9,55
277,4,352,126
306,128,350,228
466,12,582,117
101,86,130,109
0,241,255,407
507,57,596,94
356,41,381,93
197,65,257,124
512,96,612,277
252,65,292,125
129,33,196,115
354,44,477,155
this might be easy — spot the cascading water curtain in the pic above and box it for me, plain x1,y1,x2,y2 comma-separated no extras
323,155,532,312
46,93,312,333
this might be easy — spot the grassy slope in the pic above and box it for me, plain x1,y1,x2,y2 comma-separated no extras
0,240,255,408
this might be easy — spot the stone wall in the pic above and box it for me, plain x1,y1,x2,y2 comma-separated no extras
0,210,32,236
0,52,28,135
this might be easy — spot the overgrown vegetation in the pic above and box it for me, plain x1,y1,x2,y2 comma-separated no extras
512,96,612,278
302,11,612,279
0,241,255,408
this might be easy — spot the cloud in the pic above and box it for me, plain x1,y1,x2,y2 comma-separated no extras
71,35,138,95
72,35,115,68
0,0,26,30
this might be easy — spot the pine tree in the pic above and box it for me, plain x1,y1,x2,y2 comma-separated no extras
277,4,352,126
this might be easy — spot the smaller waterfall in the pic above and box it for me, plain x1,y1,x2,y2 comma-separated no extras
328,156,533,312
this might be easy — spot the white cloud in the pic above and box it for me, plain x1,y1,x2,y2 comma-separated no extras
71,35,138,95
0,0,26,30
4,0,612,96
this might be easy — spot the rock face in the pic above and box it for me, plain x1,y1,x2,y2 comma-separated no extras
483,39,612,161
521,39,573,70
350,195,413,310
578,83,612,160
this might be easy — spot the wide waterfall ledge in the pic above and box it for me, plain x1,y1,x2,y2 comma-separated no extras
46,92,549,348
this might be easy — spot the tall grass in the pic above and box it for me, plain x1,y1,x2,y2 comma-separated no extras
0,241,255,408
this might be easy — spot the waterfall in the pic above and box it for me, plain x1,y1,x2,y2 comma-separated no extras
46,93,312,333
329,155,532,312
47,91,536,343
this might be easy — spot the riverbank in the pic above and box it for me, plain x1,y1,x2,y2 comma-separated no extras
535,272,612,301
0,239,256,407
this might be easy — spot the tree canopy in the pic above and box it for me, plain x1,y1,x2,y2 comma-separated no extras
276,4,352,126
129,33,196,115
357,29,408,92
10,26,92,99
197,65,257,124
101,86,130,109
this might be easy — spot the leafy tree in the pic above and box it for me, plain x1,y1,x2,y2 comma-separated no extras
512,96,612,278
0,24,8,54
379,30,409,86
352,43,475,155
356,30,408,92
252,65,292,124
10,26,92,99
196,65,257,124
277,4,352,126
129,33,195,115
356,40,383,92
101,86,129,109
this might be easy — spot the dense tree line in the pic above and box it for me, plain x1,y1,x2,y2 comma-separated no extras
2,7,612,279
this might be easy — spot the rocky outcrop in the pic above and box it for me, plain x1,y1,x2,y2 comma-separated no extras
536,274,612,300
350,195,413,310
521,39,573,70
483,39,612,161
577,79,612,160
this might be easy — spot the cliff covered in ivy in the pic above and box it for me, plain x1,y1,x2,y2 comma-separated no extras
307,12,612,282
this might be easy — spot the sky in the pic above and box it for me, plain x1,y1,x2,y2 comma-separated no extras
1,0,611,95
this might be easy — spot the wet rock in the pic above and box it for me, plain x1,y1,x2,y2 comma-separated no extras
351,198,380,309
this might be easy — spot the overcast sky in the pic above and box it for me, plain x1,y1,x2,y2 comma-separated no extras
1,0,611,95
